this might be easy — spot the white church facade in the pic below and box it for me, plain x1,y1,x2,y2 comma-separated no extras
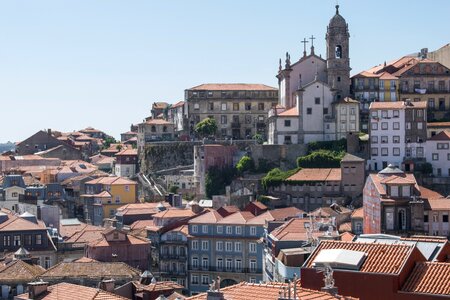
268,5,359,145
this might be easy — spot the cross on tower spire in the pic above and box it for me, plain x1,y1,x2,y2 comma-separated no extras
301,38,309,58
309,35,316,55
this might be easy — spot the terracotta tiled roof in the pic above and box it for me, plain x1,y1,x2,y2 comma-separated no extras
189,83,277,91
116,202,171,216
378,72,398,80
278,107,299,117
247,207,305,225
401,262,450,295
0,260,45,284
74,257,98,263
305,241,422,274
269,218,311,241
152,102,169,109
370,101,427,110
16,282,127,300
168,224,189,236
0,211,47,232
340,232,355,242
130,220,155,230
40,262,141,279
87,232,150,247
427,122,450,128
338,222,352,233
152,208,198,219
351,207,364,219
400,236,449,243
170,101,185,108
187,281,356,300
135,281,184,292
189,210,223,224
428,130,450,141
216,211,255,224
115,149,138,156
85,176,136,185
217,205,240,216
419,186,444,199
341,153,364,162
287,168,341,182
368,173,418,196
142,119,172,125
249,201,268,210
425,197,450,211
167,291,185,300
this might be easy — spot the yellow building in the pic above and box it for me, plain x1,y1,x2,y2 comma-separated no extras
83,176,138,225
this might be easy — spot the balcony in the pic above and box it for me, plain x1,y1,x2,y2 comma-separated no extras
160,269,187,276
160,254,187,261
256,122,266,129
188,265,262,273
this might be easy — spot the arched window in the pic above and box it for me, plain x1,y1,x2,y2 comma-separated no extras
335,45,342,58
151,126,156,132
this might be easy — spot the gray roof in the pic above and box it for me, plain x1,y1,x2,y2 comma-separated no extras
378,164,404,175
341,153,364,162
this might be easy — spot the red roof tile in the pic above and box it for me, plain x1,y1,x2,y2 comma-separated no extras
216,211,255,224
189,83,277,91
428,130,450,141
189,211,223,224
401,262,450,295
278,107,299,117
305,241,422,274
370,101,427,110
247,207,305,225
269,218,311,241
427,122,450,128
287,168,341,182
351,208,363,219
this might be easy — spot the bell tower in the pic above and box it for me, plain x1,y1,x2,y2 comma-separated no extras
326,5,351,98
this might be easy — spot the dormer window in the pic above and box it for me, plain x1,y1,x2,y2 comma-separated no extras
390,185,399,197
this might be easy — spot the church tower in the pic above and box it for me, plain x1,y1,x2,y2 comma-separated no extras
326,5,351,98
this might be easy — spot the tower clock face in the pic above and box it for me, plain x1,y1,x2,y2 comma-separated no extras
335,45,342,59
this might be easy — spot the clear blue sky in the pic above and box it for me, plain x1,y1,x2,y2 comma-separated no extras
1,0,449,142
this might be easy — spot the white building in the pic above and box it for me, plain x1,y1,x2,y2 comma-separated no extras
425,130,450,176
369,100,427,171
268,6,359,145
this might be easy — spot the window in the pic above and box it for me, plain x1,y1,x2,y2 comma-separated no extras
393,110,399,118
221,103,227,110
432,153,439,161
192,257,199,269
437,143,449,150
202,225,208,233
217,258,223,270
226,226,232,234
429,98,435,109
192,240,199,250
307,108,312,115
25,235,31,245
209,102,214,110
235,242,242,252
201,240,208,251
249,242,257,253
202,257,209,270
424,215,429,223
249,259,257,272
115,196,120,203
216,241,223,251
417,122,423,130
447,153,450,161
235,226,242,235
406,122,411,130
220,115,227,124
393,136,400,143
235,259,242,272
201,275,209,285
393,148,400,156
44,257,51,269
250,226,257,236
443,215,449,223
217,226,223,234
371,148,378,156
226,258,232,271
417,147,424,158
192,225,198,233
392,122,400,130
323,108,329,115
315,97,320,105
245,103,251,110
371,123,378,130
194,103,200,110
381,110,388,118
371,136,378,144
258,103,264,110
381,122,388,130
225,242,232,252
191,274,199,285
381,148,388,156
284,120,291,127
381,136,388,143
35,234,42,245
14,235,20,246
12,192,18,198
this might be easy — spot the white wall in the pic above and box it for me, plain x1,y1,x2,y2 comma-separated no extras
302,81,334,139
426,140,450,176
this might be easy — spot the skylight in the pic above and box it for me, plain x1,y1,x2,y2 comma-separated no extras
312,249,367,270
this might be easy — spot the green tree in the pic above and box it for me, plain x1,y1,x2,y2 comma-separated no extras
252,133,264,145
168,185,179,194
297,150,344,168
205,166,236,198
195,117,217,137
103,136,117,148
261,167,299,189
236,155,255,174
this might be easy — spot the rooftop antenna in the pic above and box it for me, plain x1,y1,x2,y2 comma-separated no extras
316,264,338,295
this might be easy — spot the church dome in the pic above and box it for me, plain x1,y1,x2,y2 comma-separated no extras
329,5,347,28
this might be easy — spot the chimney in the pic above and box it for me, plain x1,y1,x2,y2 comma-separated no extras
47,129,52,135
99,279,115,293
28,281,49,299
206,291,225,300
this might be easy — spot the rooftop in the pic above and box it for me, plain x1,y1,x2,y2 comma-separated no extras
0,259,45,284
188,83,277,91
287,168,341,182
401,262,450,296
370,100,427,110
428,130,450,141
305,240,421,274
40,261,141,279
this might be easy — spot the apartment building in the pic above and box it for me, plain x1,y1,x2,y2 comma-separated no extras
425,131,450,176
187,211,264,294
185,84,278,140
368,100,427,171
